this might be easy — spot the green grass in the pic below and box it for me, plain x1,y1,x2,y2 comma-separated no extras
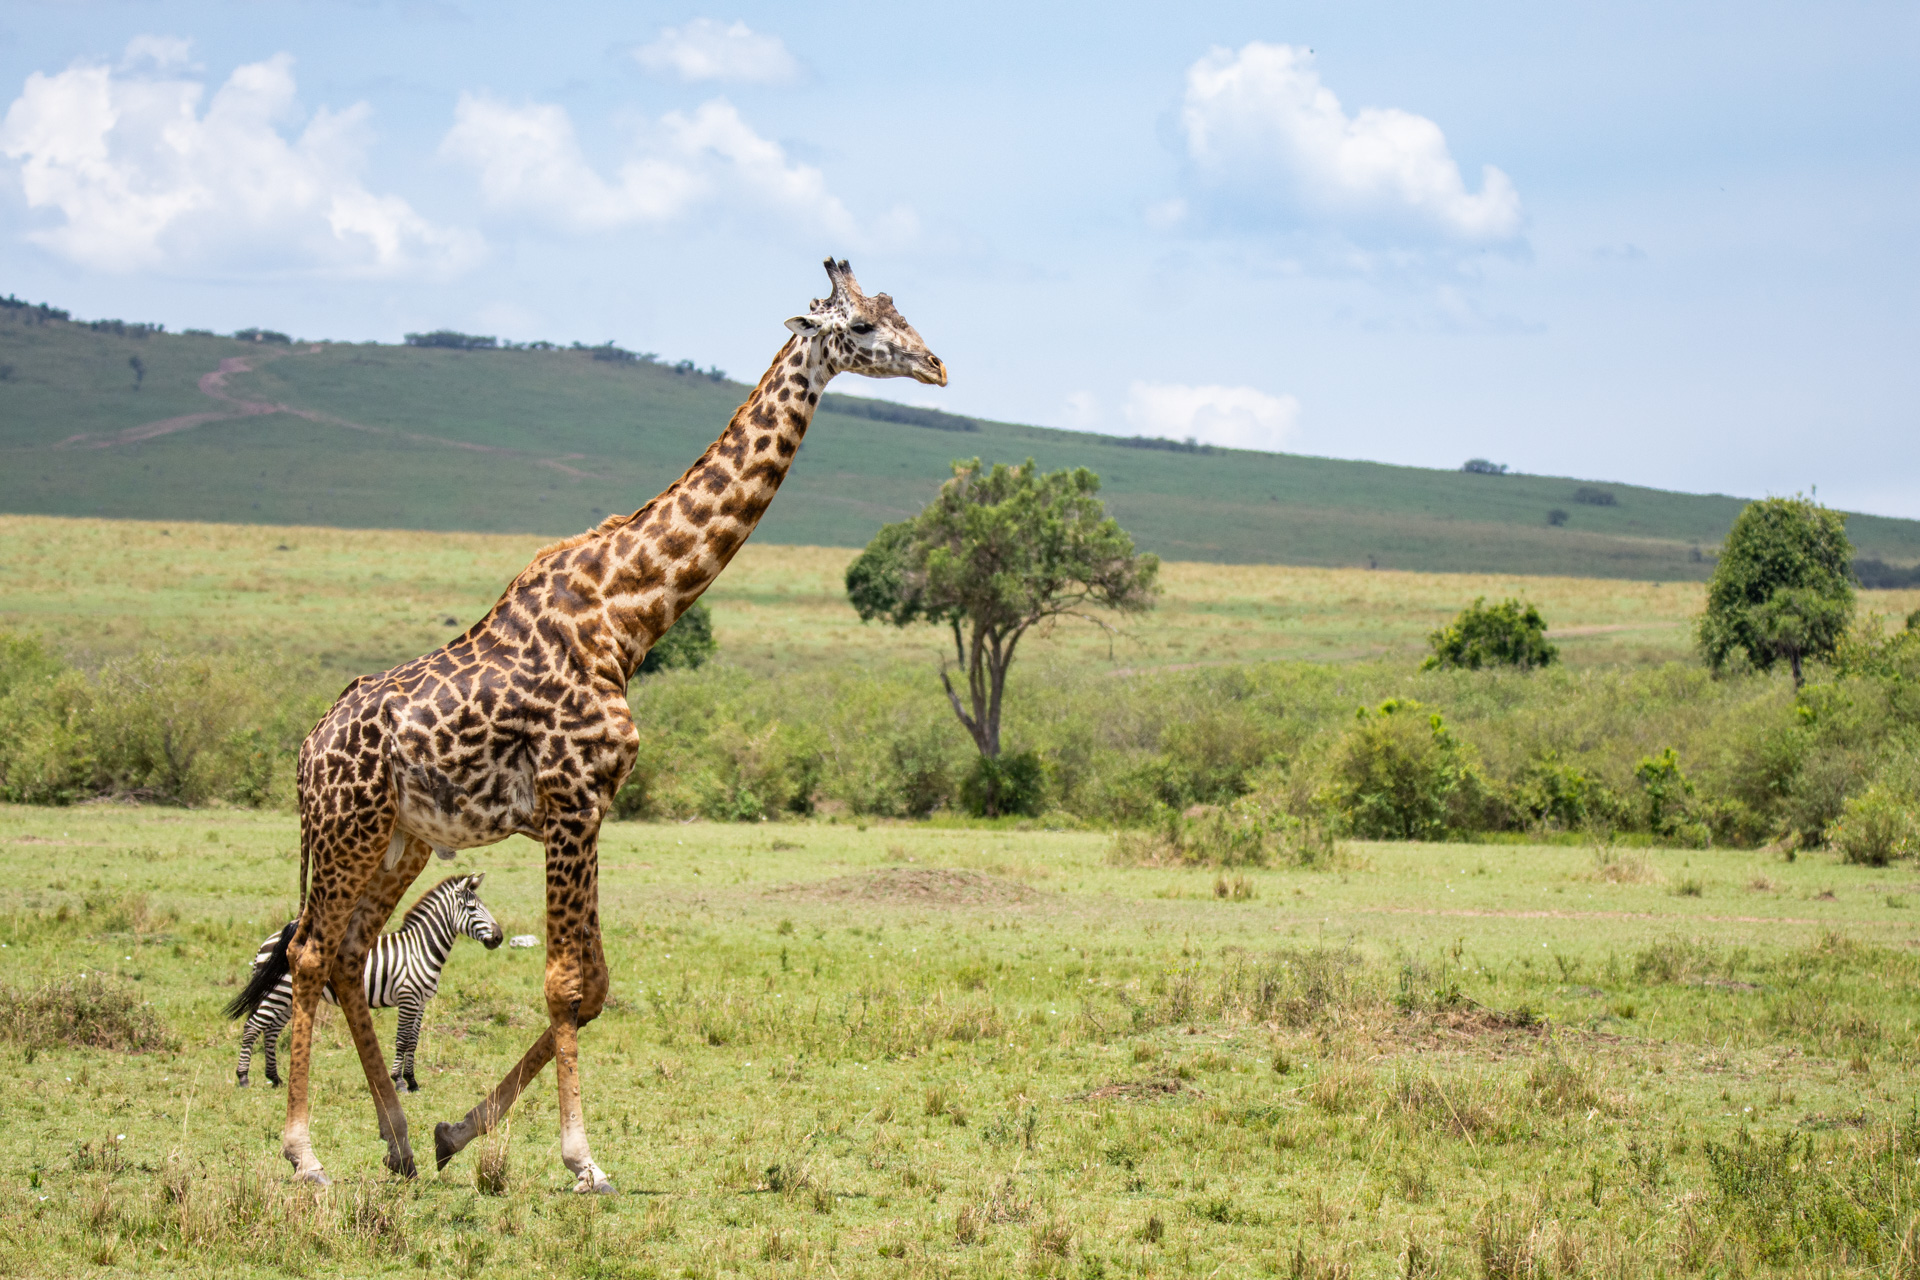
8,308,1919,578
13,514,1918,691
1,803,1917,1276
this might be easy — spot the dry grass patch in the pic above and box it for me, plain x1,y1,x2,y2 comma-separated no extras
0,975,172,1052
766,867,1037,907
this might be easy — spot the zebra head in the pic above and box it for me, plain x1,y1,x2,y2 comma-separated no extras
457,874,505,950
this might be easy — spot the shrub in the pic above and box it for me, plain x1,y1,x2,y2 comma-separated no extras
960,750,1046,817
1572,486,1617,506
1422,598,1557,672
0,637,308,806
1510,750,1611,831
1546,508,1569,527
1829,783,1918,865
1634,748,1706,843
1320,700,1489,840
694,721,820,820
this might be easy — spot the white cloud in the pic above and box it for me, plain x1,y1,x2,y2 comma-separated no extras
634,19,800,85
1124,381,1302,452
1178,42,1520,244
120,35,195,73
442,93,857,239
0,44,480,276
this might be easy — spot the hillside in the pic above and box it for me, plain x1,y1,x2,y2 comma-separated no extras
6,302,1919,579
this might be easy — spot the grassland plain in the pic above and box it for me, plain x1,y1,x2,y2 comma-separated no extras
16,514,1920,689
9,309,1920,578
1,805,1917,1277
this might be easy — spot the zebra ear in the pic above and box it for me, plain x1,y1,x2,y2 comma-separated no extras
466,872,485,889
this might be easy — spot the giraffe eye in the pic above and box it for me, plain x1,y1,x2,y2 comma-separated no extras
849,322,875,336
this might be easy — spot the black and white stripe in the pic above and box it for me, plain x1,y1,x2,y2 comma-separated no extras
232,873,504,1091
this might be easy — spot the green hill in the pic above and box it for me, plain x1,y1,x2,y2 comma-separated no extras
5,300,1918,579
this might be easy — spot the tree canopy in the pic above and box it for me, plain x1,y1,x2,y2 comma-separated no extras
846,458,1159,765
638,599,716,676
1699,497,1854,686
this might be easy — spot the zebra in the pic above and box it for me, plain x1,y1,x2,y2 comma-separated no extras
227,873,504,1092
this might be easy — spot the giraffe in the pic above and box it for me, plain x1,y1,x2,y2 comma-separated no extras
277,259,945,1192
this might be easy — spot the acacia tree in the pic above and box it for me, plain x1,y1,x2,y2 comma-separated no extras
847,458,1159,763
1699,496,1854,687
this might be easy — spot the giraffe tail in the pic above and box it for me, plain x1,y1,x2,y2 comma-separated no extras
225,921,295,1021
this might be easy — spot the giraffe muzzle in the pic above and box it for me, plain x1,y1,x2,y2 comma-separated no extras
915,353,948,387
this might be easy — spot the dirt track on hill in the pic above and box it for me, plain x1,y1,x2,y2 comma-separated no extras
58,345,599,480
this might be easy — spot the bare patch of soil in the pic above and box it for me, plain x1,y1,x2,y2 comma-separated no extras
768,867,1037,907
1074,1078,1200,1102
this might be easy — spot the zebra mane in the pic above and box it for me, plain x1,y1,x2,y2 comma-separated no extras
397,876,469,933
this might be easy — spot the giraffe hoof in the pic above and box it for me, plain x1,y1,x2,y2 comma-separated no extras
293,1167,332,1188
384,1150,418,1179
434,1122,460,1172
571,1163,616,1195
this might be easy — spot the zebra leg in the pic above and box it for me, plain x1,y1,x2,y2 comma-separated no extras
237,1013,260,1086
393,989,424,1093
263,1006,288,1087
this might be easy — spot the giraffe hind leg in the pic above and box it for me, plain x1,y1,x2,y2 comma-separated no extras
333,835,436,1177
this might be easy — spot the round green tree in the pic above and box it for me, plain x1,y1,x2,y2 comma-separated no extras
1699,497,1854,686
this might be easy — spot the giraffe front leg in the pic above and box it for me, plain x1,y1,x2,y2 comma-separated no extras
545,819,614,1195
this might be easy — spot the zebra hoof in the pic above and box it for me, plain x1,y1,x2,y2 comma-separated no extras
236,1074,250,1088
404,1079,420,1094
433,1122,460,1172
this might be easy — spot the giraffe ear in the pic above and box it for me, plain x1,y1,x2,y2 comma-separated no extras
784,315,822,337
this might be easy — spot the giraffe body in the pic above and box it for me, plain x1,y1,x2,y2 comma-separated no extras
277,260,944,1191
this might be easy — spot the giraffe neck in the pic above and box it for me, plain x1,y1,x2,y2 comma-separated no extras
561,334,835,683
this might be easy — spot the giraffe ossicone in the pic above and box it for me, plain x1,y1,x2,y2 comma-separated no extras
273,259,945,1192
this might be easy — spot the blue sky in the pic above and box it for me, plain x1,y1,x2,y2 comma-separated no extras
3,2,1916,518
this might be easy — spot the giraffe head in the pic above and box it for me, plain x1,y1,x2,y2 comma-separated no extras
785,258,947,386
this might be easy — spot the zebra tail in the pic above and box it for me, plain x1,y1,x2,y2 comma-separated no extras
225,921,296,1021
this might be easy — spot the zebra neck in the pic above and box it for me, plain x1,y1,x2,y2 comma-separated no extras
405,894,460,967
